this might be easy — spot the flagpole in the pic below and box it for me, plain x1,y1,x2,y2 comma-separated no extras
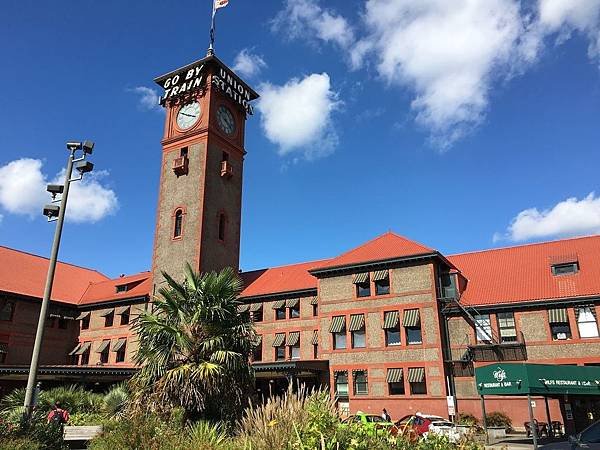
208,1,216,55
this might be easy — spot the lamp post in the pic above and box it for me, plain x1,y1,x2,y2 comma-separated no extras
23,141,95,419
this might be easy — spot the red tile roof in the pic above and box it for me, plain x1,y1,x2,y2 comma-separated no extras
240,259,328,298
312,232,434,271
0,246,108,304
78,272,152,305
449,234,600,306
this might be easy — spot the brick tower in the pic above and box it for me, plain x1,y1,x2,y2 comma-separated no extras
151,54,258,287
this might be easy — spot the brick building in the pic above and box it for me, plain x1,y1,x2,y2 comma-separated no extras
1,54,600,431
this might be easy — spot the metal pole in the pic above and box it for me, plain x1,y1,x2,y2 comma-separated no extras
528,394,539,449
480,395,489,444
23,150,75,418
544,396,552,438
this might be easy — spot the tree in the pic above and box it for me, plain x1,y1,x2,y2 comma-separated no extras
130,264,256,421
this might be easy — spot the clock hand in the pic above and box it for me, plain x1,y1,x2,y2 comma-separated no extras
180,112,196,118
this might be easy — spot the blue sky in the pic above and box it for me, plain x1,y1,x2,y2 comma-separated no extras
0,0,599,278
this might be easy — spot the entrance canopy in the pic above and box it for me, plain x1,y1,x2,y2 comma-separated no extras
475,363,600,396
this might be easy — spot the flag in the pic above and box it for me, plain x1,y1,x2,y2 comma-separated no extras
214,0,228,10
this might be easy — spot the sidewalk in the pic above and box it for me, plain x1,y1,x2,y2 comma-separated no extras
484,434,569,449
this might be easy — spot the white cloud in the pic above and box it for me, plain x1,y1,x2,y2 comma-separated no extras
272,0,354,49
0,158,118,223
233,49,267,79
129,86,161,111
496,193,600,242
353,0,529,149
257,73,340,160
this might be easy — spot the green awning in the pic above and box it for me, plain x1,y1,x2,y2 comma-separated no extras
272,333,285,347
286,298,299,308
74,342,91,355
373,270,389,281
272,300,285,309
348,314,365,331
311,330,318,345
76,312,90,321
382,311,399,329
237,304,249,313
403,309,421,327
309,296,318,305
475,363,600,396
329,316,346,333
387,368,403,383
111,338,126,352
353,272,369,284
95,340,111,353
286,332,300,346
548,308,568,323
249,303,262,312
99,309,114,317
407,367,425,383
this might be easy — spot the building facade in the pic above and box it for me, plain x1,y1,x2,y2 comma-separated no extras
1,54,600,432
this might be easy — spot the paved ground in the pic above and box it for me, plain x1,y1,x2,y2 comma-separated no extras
484,435,569,449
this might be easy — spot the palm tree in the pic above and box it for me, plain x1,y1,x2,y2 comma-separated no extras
130,264,256,421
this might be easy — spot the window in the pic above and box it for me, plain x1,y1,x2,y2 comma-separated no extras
116,284,128,293
353,370,368,395
80,347,90,365
335,371,349,397
330,316,346,350
218,213,226,241
313,304,318,316
353,273,371,297
577,306,599,338
474,314,492,343
350,314,366,349
387,368,405,395
383,311,401,346
0,301,15,321
115,342,127,363
498,312,517,343
289,302,300,319
403,309,422,345
312,331,318,359
439,272,457,299
80,313,90,330
120,309,130,326
552,262,579,276
373,270,390,295
0,343,7,364
97,340,110,364
180,147,188,158
287,332,300,360
275,307,286,320
408,368,427,394
103,311,114,328
275,346,285,360
251,305,263,322
174,210,183,238
273,333,286,361
253,337,262,362
290,345,300,360
548,308,572,340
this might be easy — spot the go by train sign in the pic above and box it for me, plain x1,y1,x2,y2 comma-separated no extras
154,55,258,114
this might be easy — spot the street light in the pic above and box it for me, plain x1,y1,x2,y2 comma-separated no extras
23,140,95,420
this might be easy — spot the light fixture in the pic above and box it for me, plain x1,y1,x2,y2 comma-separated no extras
75,160,94,174
43,204,60,219
46,184,64,200
82,141,94,155
66,141,83,151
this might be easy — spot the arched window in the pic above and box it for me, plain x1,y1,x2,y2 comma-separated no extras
174,209,183,238
218,213,226,241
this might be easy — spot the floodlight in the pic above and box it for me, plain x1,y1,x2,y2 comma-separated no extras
75,160,94,174
66,141,82,151
43,204,60,219
82,141,94,154
47,184,64,196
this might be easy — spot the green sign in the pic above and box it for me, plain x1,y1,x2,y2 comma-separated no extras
475,363,600,396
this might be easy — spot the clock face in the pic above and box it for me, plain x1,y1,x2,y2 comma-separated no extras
216,106,235,135
176,102,201,130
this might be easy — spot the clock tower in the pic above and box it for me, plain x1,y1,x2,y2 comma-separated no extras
151,54,258,286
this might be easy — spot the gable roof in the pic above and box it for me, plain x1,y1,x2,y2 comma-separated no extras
449,234,600,306
0,246,108,304
240,259,327,298
78,272,152,306
312,232,434,272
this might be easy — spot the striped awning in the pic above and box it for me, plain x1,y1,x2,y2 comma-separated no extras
353,272,369,284
403,309,421,327
575,305,597,321
99,308,115,317
286,332,300,346
348,314,365,331
272,300,285,309
76,312,90,321
310,296,318,305
548,308,568,323
386,368,403,383
272,333,285,347
237,304,250,313
74,342,91,355
116,306,130,315
0,342,8,354
249,303,262,312
329,316,346,333
286,298,299,308
95,340,111,353
382,311,399,329
68,343,80,356
311,330,318,345
111,338,126,352
373,270,389,281
407,367,425,383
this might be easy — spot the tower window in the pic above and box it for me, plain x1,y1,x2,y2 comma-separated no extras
218,213,226,241
180,147,188,158
174,209,183,238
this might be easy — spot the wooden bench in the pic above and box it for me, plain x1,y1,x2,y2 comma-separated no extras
63,425,103,445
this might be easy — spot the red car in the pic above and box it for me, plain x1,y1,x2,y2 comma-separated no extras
391,414,441,441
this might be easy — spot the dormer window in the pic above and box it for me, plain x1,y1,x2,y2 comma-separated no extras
116,284,128,294
552,262,579,276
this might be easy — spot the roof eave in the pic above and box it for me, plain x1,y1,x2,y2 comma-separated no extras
309,252,443,276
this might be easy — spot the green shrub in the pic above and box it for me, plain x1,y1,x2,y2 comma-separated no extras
69,412,107,426
458,413,479,427
485,411,512,431
0,437,41,450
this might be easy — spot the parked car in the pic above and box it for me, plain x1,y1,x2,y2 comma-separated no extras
392,414,462,443
341,411,394,435
541,420,600,449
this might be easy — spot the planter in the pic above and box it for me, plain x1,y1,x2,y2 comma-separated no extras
487,426,506,439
